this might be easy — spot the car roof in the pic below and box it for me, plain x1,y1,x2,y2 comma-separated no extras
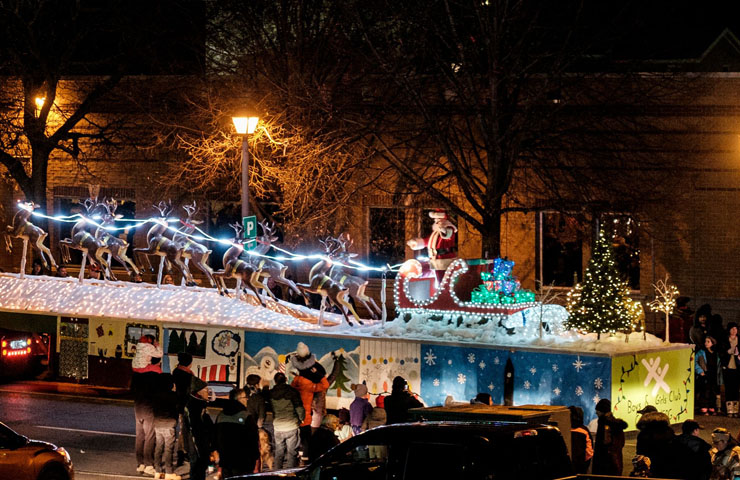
357,421,561,442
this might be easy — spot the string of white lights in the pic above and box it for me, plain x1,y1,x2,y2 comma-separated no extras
25,206,397,273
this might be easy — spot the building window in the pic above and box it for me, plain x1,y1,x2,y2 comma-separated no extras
538,212,584,287
600,214,640,290
368,207,406,276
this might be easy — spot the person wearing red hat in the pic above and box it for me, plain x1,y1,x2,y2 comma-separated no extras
407,210,458,282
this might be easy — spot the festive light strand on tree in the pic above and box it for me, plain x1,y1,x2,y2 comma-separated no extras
565,229,635,339
648,275,680,343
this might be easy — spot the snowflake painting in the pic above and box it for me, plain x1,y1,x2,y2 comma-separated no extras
575,386,584,396
573,356,587,372
593,393,601,403
419,344,610,424
424,349,437,366
594,377,603,390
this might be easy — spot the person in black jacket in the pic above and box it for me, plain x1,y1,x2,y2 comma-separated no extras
383,376,423,425
675,420,712,480
214,387,260,478
635,406,675,478
183,377,216,480
592,399,627,476
152,373,179,480
172,352,194,466
569,406,593,474
308,414,339,462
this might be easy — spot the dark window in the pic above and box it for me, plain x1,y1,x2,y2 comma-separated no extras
369,208,406,277
600,214,640,290
311,442,396,480
539,212,584,287
404,442,474,479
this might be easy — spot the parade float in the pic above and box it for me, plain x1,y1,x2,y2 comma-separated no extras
0,200,693,429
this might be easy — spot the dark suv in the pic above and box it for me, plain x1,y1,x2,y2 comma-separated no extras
236,422,572,480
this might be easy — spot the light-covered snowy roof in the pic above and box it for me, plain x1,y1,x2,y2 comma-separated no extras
0,274,685,355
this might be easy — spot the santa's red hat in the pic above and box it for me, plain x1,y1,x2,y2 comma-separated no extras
429,209,447,219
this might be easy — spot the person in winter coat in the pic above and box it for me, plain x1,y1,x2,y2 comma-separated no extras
723,323,740,417
308,414,340,462
675,420,712,480
635,406,675,478
710,428,740,480
335,408,353,442
697,336,723,415
245,374,267,428
270,372,305,470
690,305,712,347
592,399,627,476
568,406,593,474
183,377,216,480
362,406,387,432
350,383,373,435
289,343,330,429
132,334,163,374
384,376,423,425
214,387,260,478
152,373,180,480
172,352,194,465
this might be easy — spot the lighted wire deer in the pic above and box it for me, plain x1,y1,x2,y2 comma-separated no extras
96,198,141,280
250,219,303,300
296,237,362,327
133,201,195,286
212,223,267,304
172,201,216,288
4,201,58,276
329,233,382,319
59,198,115,281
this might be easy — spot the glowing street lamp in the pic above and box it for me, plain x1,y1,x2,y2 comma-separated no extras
231,115,259,219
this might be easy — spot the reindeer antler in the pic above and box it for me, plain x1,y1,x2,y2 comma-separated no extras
229,222,244,240
81,198,96,214
153,200,172,217
183,201,197,218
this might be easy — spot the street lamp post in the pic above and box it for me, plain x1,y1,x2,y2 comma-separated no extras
231,116,259,220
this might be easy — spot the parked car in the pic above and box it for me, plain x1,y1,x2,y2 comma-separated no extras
0,328,37,377
232,421,573,480
0,422,74,480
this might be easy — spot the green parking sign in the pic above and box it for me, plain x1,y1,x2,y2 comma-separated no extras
242,215,257,248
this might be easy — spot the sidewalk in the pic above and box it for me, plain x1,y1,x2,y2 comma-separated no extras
0,379,133,404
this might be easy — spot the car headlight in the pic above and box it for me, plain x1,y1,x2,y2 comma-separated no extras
56,447,71,463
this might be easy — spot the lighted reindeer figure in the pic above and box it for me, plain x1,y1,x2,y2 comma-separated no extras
172,201,216,287
296,237,362,327
96,198,141,279
4,201,58,276
212,223,267,305
329,233,382,319
250,219,303,300
133,201,195,287
59,198,115,282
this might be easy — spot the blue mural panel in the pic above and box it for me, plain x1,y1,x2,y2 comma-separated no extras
420,344,611,423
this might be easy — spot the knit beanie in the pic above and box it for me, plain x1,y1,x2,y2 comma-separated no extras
354,383,368,398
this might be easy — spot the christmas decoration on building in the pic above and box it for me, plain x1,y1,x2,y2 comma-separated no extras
565,229,637,339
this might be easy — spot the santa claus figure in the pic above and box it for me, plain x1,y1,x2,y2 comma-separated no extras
407,209,458,282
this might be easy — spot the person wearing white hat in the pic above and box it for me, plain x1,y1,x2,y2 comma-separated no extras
407,209,458,282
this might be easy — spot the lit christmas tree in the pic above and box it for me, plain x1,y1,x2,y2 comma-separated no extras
565,229,634,339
